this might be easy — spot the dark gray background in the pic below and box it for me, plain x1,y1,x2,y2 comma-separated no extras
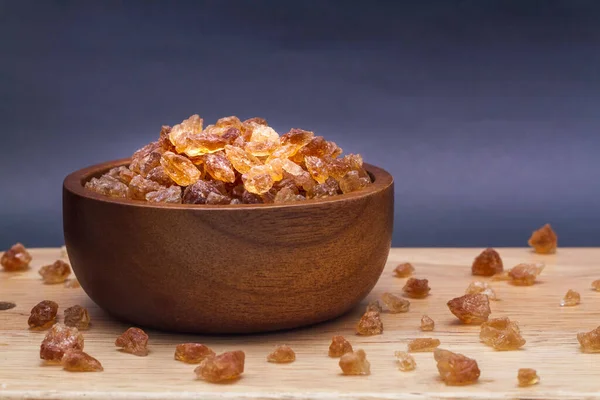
1,0,599,248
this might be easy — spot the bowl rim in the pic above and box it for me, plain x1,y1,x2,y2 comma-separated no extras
63,158,393,210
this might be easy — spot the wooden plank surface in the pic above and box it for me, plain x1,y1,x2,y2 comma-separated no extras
1,247,599,400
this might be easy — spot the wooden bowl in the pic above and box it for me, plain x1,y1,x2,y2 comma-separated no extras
63,159,394,334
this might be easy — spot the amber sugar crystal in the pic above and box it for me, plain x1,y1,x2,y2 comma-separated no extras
329,335,353,357
115,327,149,356
472,248,503,276
39,260,71,284
175,343,215,364
394,351,416,371
560,289,581,307
434,348,480,386
517,368,539,387
61,349,103,372
381,292,410,313
528,223,557,254
64,305,90,330
366,300,383,313
267,345,296,363
407,338,441,352
508,263,545,286
491,271,511,281
40,323,84,363
447,293,491,324
593,280,600,291
480,317,526,350
394,262,415,278
146,185,181,203
28,300,58,330
421,315,435,331
577,326,600,353
194,351,245,383
339,349,370,375
126,175,163,200
86,114,371,204
1,242,32,271
402,278,430,299
85,175,128,198
183,180,227,204
465,281,497,301
160,151,201,186
356,310,383,336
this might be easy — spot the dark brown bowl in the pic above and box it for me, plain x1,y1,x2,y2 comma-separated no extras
63,159,394,334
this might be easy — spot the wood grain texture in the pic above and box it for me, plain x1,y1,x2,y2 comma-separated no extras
62,159,394,334
1,247,599,400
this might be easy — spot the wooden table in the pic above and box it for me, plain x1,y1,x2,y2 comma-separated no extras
1,247,599,399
